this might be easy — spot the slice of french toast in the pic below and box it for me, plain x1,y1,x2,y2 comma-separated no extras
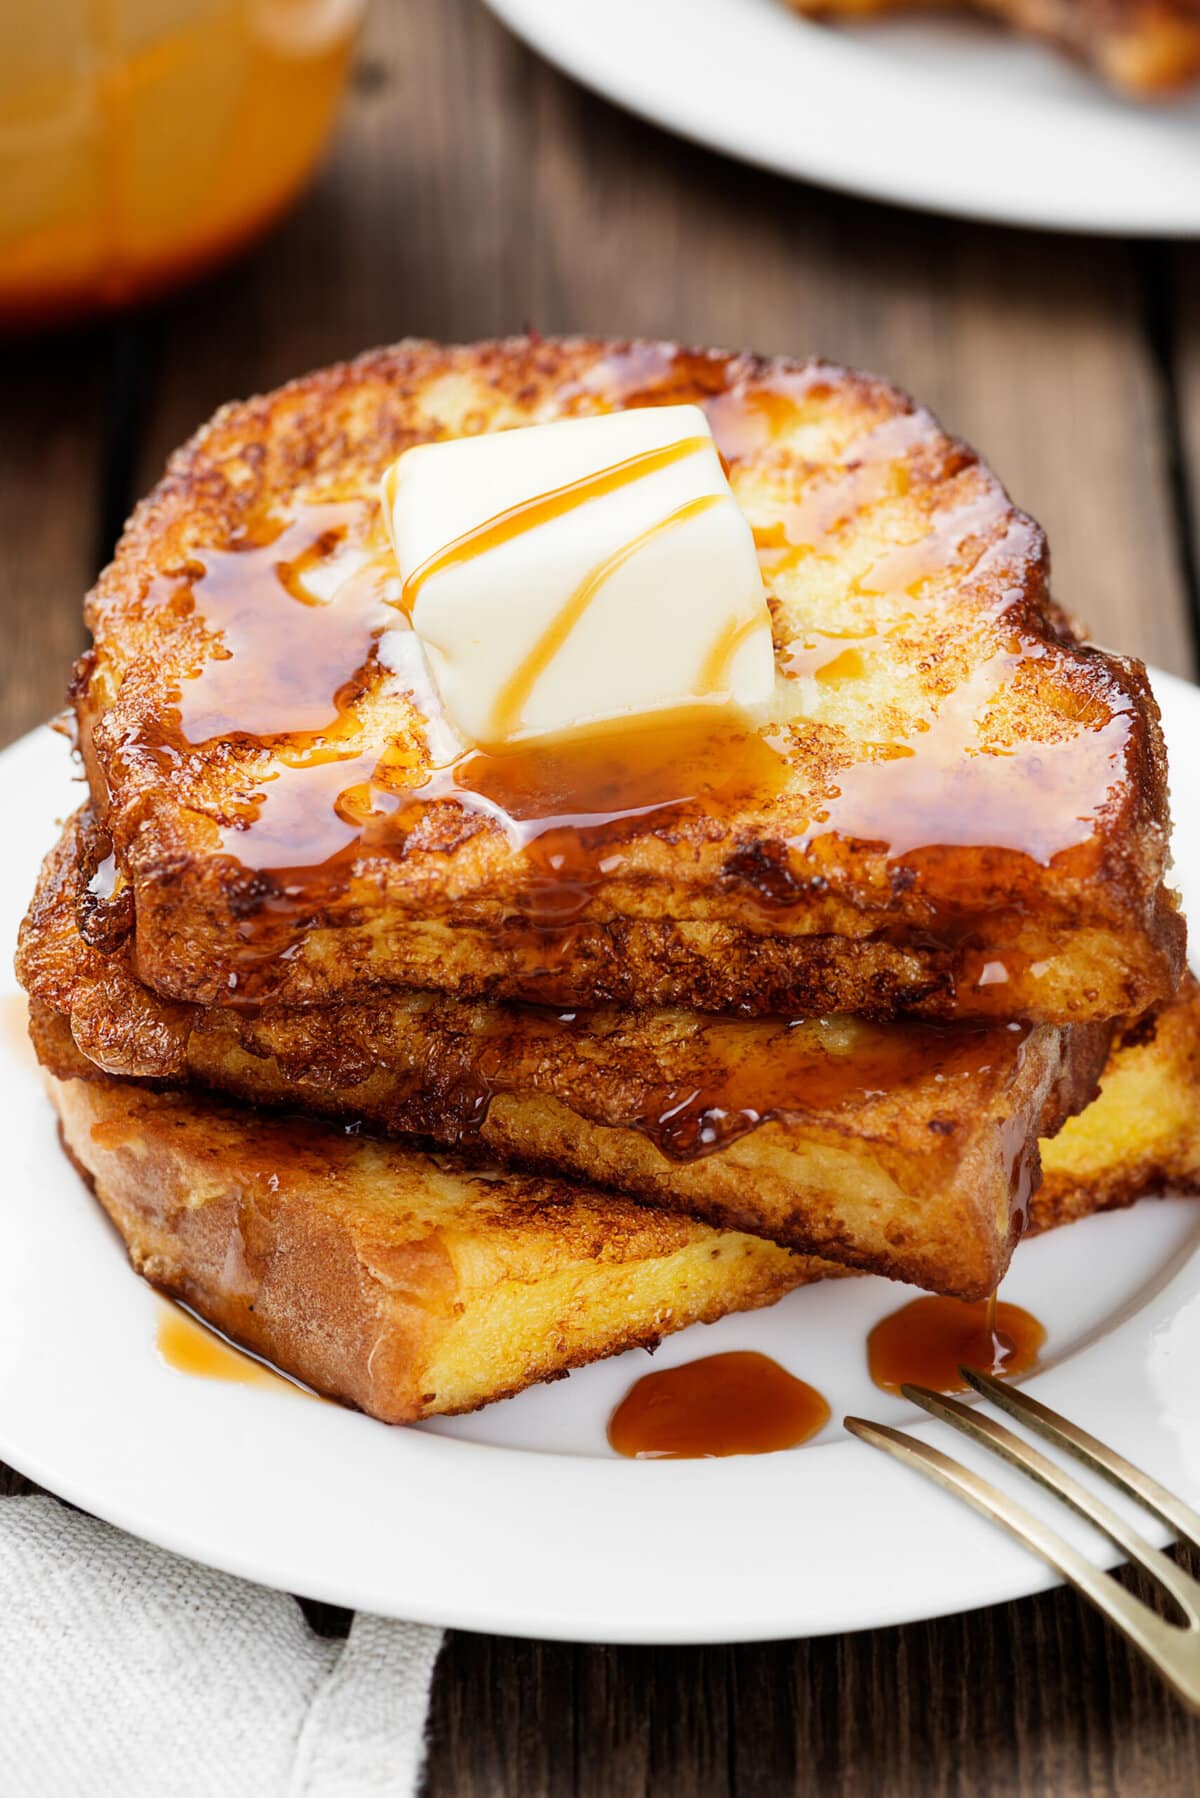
74,336,1182,1021
22,810,1113,1299
1037,989,1200,1225
42,1013,828,1424
784,0,1200,97
38,995,1200,1424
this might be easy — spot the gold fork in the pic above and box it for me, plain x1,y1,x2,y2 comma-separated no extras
845,1367,1200,1711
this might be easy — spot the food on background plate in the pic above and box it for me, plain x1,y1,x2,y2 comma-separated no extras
16,334,1194,1433
783,0,1200,97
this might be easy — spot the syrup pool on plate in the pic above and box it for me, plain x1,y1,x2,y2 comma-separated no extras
608,1351,830,1459
867,1293,1045,1397
156,1301,300,1395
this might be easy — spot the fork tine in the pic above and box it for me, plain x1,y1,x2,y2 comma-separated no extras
845,1418,1200,1712
898,1383,1200,1627
961,1366,1200,1555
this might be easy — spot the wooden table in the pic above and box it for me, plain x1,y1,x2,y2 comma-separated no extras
3,3,1199,1790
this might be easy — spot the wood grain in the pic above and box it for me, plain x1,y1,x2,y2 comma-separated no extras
0,332,105,739
2,2,1198,1793
423,1546,1200,1797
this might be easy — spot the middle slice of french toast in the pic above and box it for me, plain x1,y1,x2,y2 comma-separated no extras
32,985,1200,1425
21,808,1113,1299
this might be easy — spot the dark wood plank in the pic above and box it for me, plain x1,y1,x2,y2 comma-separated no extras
0,331,109,743
133,0,544,483
425,1546,1200,1797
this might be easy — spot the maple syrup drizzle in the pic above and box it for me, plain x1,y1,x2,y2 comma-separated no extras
768,478,1006,689
867,1293,1045,1397
171,502,383,746
555,343,687,412
779,628,879,683
216,710,792,961
451,1009,1029,1161
851,493,1010,598
156,1302,294,1393
813,646,868,685
800,649,1132,866
117,352,1134,990
489,492,725,742
397,433,712,617
216,747,382,885
702,369,844,461
740,412,932,567
630,1016,1025,1160
608,1351,830,1459
417,712,789,916
695,611,772,696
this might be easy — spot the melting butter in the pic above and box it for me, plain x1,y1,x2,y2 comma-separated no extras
379,405,774,747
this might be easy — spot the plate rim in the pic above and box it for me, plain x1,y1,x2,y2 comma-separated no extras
481,0,1200,238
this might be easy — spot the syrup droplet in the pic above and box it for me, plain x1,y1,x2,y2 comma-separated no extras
866,1293,1045,1397
0,992,31,1060
172,503,383,746
608,1350,830,1459
155,1302,296,1393
212,707,793,986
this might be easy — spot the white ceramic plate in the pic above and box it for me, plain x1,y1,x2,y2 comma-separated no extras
2,674,1198,1643
482,0,1200,236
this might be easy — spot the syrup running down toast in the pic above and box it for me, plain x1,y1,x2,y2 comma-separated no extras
73,338,1182,1021
37,989,1200,1423
22,808,1113,1299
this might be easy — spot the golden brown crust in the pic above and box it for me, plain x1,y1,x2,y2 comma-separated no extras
1033,973,1200,1227
21,810,1115,1299
43,1014,824,1423
76,336,1183,1021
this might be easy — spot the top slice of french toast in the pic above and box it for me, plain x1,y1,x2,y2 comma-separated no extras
74,335,1184,1019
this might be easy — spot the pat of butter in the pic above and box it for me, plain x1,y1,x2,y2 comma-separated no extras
380,405,773,747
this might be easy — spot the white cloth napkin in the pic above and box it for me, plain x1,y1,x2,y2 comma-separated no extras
0,1495,444,1798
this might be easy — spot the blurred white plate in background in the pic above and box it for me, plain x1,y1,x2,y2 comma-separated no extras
483,0,1200,235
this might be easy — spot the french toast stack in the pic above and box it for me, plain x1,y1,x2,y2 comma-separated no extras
17,337,1200,1425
